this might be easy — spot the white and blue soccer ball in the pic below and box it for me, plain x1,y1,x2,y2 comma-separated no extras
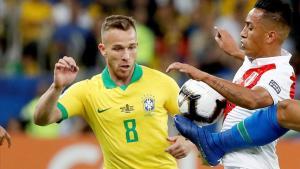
178,79,226,127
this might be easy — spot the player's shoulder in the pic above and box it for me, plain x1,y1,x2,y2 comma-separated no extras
272,52,294,73
85,74,105,88
142,66,176,82
89,74,102,83
277,63,294,73
142,66,172,79
267,62,294,76
70,74,102,89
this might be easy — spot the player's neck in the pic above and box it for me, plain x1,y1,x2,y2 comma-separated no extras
255,46,281,58
110,71,134,87
114,78,131,86
264,43,282,57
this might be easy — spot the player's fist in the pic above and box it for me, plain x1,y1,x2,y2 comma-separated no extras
165,135,193,159
54,56,79,89
214,26,244,60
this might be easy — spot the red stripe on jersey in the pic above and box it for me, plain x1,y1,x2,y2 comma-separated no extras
290,74,296,99
223,101,236,117
224,64,276,117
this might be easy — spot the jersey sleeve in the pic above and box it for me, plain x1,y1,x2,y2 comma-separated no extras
57,81,87,120
164,77,180,116
255,68,294,104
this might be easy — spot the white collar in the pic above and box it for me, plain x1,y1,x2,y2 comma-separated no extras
245,49,292,66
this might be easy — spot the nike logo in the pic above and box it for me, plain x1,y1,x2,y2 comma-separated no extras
97,108,111,113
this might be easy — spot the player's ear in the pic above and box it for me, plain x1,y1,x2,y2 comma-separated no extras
265,31,276,44
98,43,107,58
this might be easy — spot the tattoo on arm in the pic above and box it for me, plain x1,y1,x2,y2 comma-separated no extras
209,77,248,106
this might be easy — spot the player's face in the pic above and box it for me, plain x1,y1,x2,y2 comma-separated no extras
99,27,138,80
240,8,268,58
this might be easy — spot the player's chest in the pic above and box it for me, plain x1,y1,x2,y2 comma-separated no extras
234,64,276,88
86,89,166,121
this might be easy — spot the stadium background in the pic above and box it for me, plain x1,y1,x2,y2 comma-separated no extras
0,0,299,168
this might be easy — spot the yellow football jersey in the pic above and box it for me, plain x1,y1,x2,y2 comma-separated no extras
58,64,180,169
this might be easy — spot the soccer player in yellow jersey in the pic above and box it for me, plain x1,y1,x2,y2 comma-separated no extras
34,15,194,169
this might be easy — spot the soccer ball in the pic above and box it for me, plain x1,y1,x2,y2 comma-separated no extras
178,79,226,126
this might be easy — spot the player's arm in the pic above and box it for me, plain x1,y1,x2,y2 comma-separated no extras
0,125,11,148
166,63,273,109
165,135,196,159
34,56,79,126
277,99,300,131
214,26,245,61
34,84,65,125
163,77,196,158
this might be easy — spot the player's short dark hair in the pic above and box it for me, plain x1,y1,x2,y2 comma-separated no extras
101,15,136,35
254,0,292,28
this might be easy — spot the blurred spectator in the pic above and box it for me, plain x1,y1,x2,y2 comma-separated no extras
0,0,7,68
187,0,217,67
19,0,52,46
96,0,127,15
131,1,155,66
186,0,235,79
19,0,53,75
52,0,71,27
21,42,40,75
173,0,198,16
291,0,300,52
220,0,256,18
51,0,98,69
215,1,245,44
0,76,38,127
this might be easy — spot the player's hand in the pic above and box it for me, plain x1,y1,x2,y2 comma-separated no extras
166,62,208,81
165,135,193,159
214,26,244,60
0,126,11,148
54,56,79,89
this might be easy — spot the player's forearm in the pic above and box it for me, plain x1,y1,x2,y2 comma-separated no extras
202,74,266,109
230,49,245,61
34,83,63,126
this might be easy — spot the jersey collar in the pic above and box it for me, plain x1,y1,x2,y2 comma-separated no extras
245,49,292,67
102,64,143,90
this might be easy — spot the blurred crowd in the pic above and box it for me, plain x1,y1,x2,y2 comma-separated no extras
0,0,299,138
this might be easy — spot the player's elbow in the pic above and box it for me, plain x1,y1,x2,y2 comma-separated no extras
277,101,289,125
242,95,272,110
34,108,61,126
33,111,49,126
277,99,300,130
33,116,45,126
241,100,259,110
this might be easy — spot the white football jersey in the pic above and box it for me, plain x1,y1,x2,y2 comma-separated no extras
222,49,296,169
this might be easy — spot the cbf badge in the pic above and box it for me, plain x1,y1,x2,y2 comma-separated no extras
142,94,155,116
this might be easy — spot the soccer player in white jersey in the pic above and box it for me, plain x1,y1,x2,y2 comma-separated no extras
167,0,295,168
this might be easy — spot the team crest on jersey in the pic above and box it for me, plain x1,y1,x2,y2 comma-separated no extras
142,94,155,115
